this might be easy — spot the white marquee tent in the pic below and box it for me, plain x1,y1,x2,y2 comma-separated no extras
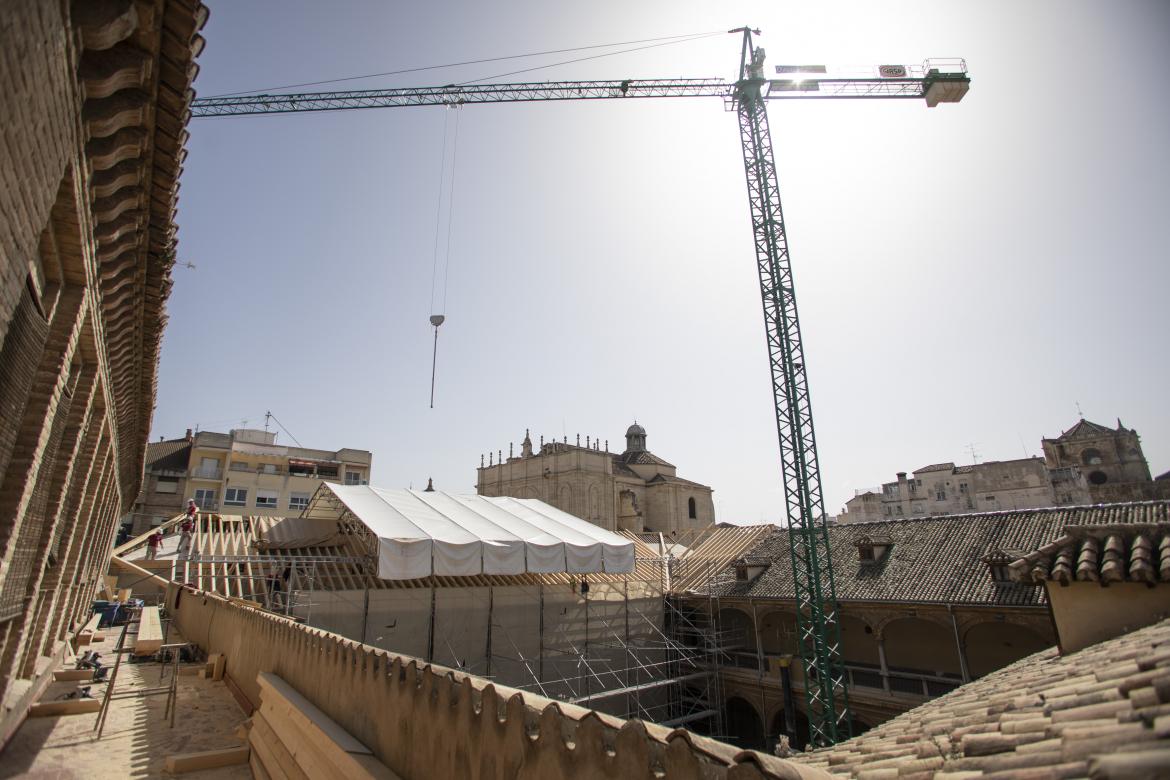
304,484,635,580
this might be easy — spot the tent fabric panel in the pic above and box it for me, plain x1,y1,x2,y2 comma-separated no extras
378,536,432,580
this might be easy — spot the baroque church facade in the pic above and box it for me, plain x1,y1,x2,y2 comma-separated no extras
475,424,715,534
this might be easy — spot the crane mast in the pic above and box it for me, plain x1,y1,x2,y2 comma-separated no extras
191,30,968,747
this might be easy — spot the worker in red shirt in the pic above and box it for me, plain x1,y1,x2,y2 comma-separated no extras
145,528,164,560
177,498,197,559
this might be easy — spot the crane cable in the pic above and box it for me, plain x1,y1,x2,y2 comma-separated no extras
428,104,461,408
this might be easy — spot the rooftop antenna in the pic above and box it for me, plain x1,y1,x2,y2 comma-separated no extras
1075,401,1084,419
966,442,980,465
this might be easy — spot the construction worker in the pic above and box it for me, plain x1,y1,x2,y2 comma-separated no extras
145,528,164,560
177,498,197,559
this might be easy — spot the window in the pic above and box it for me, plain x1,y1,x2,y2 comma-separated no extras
224,488,247,507
262,463,277,475
289,493,310,511
193,488,216,508
256,489,278,508
959,482,968,493
935,488,946,501
155,476,179,494
858,546,875,561
345,471,362,485
1081,448,1103,466
687,497,697,519
317,465,339,479
1088,470,1108,485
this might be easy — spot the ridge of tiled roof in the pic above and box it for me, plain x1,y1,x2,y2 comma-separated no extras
1052,418,1116,441
1010,523,1170,586
914,462,956,474
698,502,1170,605
647,474,709,489
144,438,191,472
791,617,1170,777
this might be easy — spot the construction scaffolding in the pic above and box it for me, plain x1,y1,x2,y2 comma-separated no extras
111,513,770,740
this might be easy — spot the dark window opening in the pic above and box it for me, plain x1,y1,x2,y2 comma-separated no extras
1088,470,1108,485
1081,448,1103,466
688,497,697,519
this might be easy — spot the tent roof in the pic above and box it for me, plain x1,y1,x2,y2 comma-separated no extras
306,484,635,580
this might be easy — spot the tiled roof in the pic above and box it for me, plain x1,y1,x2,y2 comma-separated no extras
697,502,1170,605
1010,523,1170,586
914,462,956,474
792,618,1170,777
1051,418,1116,441
144,438,190,472
616,450,676,468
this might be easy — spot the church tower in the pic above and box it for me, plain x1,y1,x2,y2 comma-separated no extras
624,422,647,454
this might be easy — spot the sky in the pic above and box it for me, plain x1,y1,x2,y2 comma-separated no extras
154,0,1170,523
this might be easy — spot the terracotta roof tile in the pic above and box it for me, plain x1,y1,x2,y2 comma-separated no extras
1009,523,1170,586
698,502,1170,605
790,618,1170,777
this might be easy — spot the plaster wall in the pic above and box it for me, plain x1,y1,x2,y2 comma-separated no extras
1047,582,1170,653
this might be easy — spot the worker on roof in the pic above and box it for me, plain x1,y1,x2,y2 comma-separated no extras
177,498,197,560
145,528,163,561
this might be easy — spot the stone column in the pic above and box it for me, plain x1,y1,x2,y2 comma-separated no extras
876,635,891,694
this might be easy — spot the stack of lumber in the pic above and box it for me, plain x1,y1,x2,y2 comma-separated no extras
132,606,163,656
199,653,226,680
247,672,399,779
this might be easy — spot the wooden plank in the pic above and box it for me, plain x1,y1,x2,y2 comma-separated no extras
29,698,101,717
133,606,163,656
258,700,340,780
116,587,132,602
102,575,118,600
256,673,398,780
165,746,250,773
52,669,94,682
257,672,372,754
211,653,226,681
249,727,289,780
251,712,309,780
250,752,272,780
75,613,102,647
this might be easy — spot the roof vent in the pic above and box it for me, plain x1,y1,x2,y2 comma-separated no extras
733,556,770,582
855,534,892,563
982,548,1027,585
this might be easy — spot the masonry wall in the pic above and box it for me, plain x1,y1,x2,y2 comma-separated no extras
0,0,205,745
167,581,824,779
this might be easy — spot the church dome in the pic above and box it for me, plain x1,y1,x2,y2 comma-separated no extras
626,422,646,437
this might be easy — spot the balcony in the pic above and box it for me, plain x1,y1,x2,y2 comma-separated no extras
190,467,222,480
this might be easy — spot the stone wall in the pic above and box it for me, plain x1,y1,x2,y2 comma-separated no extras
168,583,827,780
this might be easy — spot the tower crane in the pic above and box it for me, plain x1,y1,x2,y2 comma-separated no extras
191,28,970,747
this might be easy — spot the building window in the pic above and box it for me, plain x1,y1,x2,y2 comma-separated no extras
959,483,968,493
289,493,310,511
262,463,277,475
1081,448,1103,466
193,488,216,509
935,489,946,501
224,488,247,507
1088,470,1108,485
345,471,362,485
688,497,697,519
256,489,278,508
155,476,179,494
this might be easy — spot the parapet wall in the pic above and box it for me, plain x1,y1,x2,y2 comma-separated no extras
167,584,827,780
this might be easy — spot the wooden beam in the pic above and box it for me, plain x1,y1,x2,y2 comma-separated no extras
74,613,101,647
133,606,163,656
165,746,251,773
256,672,399,780
29,698,101,716
52,669,94,682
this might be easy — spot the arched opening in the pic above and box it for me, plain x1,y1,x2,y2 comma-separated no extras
758,611,797,655
840,615,879,666
725,697,765,750
558,484,574,515
717,607,756,652
1081,448,1103,465
770,707,811,751
1088,470,1108,485
882,617,962,680
688,496,697,519
965,621,1051,678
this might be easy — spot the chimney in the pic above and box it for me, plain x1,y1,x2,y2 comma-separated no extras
185,428,193,441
